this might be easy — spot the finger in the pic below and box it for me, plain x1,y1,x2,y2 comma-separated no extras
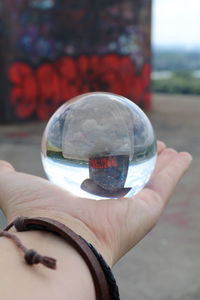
147,152,192,205
0,161,15,172
154,148,178,174
157,141,166,154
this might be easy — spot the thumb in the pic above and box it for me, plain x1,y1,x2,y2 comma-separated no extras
0,161,15,172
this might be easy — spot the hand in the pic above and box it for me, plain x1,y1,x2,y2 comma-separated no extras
0,141,192,267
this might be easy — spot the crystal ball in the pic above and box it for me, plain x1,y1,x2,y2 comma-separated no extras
41,92,157,200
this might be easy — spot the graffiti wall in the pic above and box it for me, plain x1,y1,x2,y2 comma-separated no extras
0,0,152,121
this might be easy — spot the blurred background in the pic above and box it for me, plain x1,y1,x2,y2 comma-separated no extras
152,0,200,95
0,0,200,299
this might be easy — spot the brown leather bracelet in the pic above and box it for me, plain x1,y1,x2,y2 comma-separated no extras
3,216,111,300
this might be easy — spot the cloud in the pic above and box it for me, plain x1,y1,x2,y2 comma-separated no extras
62,93,135,160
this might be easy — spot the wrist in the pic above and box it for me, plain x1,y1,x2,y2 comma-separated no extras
4,216,119,299
0,229,96,300
8,210,114,267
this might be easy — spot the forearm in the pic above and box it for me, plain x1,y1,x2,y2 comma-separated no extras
0,230,96,300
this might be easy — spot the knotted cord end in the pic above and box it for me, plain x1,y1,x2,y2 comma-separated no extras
24,249,57,269
14,216,28,232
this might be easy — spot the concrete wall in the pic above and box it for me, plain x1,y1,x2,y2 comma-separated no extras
0,0,152,122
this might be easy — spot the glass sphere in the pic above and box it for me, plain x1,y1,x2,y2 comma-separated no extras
41,92,157,200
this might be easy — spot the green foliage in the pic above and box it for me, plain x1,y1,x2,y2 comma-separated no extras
152,72,200,95
152,49,200,94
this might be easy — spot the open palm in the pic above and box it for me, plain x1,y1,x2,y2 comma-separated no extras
0,141,192,266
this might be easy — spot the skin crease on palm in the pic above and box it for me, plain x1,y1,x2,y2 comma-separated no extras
0,141,192,267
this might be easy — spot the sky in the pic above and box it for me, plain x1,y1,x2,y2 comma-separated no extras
152,0,200,49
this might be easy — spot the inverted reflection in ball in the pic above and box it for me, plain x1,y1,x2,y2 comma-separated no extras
41,92,156,200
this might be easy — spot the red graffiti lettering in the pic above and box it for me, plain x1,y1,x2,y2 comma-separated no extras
8,62,37,118
8,55,151,120
89,157,118,169
36,63,62,120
